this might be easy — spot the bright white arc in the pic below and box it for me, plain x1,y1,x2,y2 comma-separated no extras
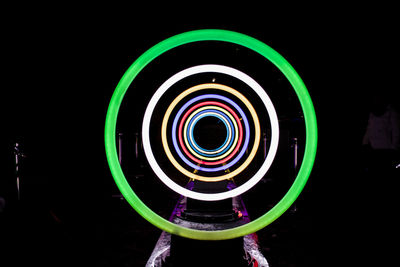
142,64,280,201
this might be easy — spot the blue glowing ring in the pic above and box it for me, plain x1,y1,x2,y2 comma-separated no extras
188,110,232,155
172,94,250,172
180,103,242,165
187,110,234,157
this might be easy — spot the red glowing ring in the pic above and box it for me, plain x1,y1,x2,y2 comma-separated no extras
178,101,243,166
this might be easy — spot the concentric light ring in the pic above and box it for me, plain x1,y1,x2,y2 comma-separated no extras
105,29,317,240
160,82,263,181
176,99,244,167
185,108,236,159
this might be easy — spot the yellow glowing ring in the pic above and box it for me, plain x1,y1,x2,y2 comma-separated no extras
183,105,239,161
161,83,260,182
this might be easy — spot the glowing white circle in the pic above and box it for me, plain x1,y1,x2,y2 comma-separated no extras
142,64,279,201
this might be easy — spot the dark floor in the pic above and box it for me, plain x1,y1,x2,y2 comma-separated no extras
0,192,315,267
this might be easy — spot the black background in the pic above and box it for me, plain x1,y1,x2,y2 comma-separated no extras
1,4,399,266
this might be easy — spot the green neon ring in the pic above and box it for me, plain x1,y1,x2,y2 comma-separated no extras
105,29,318,240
